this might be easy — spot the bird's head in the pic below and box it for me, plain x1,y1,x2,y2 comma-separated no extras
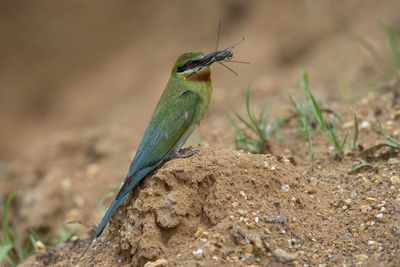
172,51,233,82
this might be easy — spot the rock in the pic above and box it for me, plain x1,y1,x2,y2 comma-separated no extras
244,243,254,254
250,237,263,252
194,227,204,238
273,248,297,262
360,204,371,213
390,176,400,185
192,249,204,260
344,233,352,240
310,177,318,186
388,158,399,165
35,240,45,250
248,222,256,229
156,193,181,229
360,121,370,129
237,209,247,216
345,199,352,205
144,259,168,267
276,216,285,224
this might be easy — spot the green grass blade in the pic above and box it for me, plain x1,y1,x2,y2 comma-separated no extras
290,94,314,169
382,24,400,70
378,121,400,146
258,93,284,125
348,160,372,174
1,192,16,246
340,130,349,151
331,116,338,140
351,111,359,151
60,229,77,243
227,113,245,138
347,31,389,77
245,82,257,125
382,140,399,148
302,71,343,156
0,245,13,263
244,85,265,140
233,111,258,135
301,71,328,132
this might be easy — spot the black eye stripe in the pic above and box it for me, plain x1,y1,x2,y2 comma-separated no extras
177,59,200,73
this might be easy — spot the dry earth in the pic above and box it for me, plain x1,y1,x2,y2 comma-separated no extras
3,88,399,266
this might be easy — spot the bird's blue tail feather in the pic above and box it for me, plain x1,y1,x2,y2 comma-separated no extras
77,194,126,262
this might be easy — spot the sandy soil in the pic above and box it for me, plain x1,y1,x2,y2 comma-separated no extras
1,1,400,266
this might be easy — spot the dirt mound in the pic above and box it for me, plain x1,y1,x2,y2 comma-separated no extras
20,146,317,266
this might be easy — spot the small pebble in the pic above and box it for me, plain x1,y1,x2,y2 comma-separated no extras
276,216,285,224
373,175,381,182
350,191,357,199
281,185,290,192
251,237,263,251
366,197,377,202
244,243,254,254
237,209,247,216
248,222,256,229
345,199,352,205
36,240,45,250
273,248,297,262
368,241,376,246
375,213,383,219
212,233,221,239
360,204,371,213
361,177,369,184
192,249,204,260
194,227,204,238
390,176,400,185
143,259,168,267
360,121,370,129
310,177,318,186
383,231,389,237
344,233,352,240
240,191,247,199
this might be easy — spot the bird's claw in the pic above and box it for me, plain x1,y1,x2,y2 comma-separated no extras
169,147,199,159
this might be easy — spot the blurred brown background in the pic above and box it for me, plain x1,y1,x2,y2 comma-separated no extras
1,0,399,161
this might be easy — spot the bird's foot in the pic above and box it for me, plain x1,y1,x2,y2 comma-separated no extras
169,146,199,160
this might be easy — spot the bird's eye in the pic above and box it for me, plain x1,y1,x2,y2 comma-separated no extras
186,61,194,67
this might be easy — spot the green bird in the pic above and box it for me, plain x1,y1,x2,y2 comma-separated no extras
79,48,240,261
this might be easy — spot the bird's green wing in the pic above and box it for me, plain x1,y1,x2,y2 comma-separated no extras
123,90,201,187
